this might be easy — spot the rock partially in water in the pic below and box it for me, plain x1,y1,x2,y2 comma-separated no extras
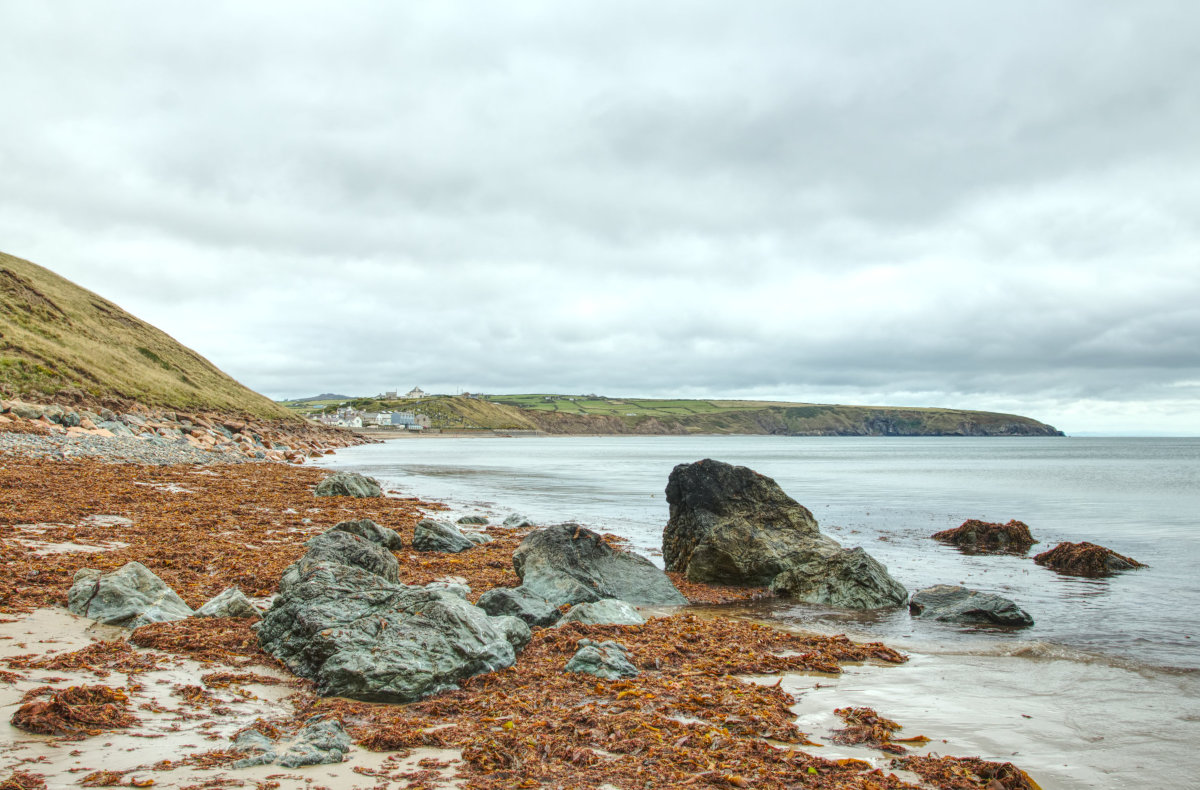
503,513,536,528
663,458,838,586
234,716,351,769
513,524,687,607
769,547,908,609
413,519,475,553
565,639,640,679
258,528,518,703
932,519,1036,553
193,587,260,619
67,561,193,628
300,529,399,583
909,584,1034,627
458,515,489,525
331,518,403,551
477,586,561,628
1034,541,1146,577
557,599,646,626
314,471,383,498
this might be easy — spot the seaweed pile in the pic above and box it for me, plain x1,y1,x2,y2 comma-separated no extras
1033,541,1145,577
830,707,930,755
894,755,1041,790
11,684,136,738
931,519,1036,553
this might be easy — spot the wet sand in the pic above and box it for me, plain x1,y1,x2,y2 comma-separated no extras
0,609,464,789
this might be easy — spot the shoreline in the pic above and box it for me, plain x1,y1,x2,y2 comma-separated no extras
0,445,1062,789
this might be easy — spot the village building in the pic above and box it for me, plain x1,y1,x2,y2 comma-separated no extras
404,386,427,399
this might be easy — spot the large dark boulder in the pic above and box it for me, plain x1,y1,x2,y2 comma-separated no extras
663,459,838,585
314,471,383,498
258,527,519,702
769,547,908,609
910,585,1034,627
512,524,687,607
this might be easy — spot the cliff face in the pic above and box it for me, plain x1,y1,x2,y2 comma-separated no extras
523,405,1062,437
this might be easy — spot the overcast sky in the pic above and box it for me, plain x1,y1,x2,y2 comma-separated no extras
2,2,1198,434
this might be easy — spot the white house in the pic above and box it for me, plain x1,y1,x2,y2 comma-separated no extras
404,386,427,399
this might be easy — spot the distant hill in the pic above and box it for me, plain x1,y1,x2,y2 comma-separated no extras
290,393,352,402
307,392,1063,436
0,250,293,419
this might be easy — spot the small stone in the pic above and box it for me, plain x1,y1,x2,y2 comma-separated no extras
557,599,645,626
314,471,383,498
503,513,535,528
412,519,475,553
909,585,1034,627
194,587,261,619
565,640,640,679
457,515,489,525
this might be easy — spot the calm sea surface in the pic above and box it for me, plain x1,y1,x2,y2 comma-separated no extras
315,435,1199,670
315,436,1200,788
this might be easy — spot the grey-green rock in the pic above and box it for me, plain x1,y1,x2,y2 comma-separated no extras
67,561,194,628
769,547,908,609
513,524,686,607
314,471,383,498
503,513,535,528
194,586,260,619
233,716,351,769
331,518,403,551
909,584,1034,627
457,515,489,525
300,529,399,583
565,639,640,679
477,586,561,628
557,599,646,626
413,519,475,553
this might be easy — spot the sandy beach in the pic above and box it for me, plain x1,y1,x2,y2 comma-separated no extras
0,451,1047,789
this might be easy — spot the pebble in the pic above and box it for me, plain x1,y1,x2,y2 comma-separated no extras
0,431,256,465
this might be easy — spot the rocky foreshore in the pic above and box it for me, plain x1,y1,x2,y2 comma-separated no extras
0,438,1042,789
0,397,369,464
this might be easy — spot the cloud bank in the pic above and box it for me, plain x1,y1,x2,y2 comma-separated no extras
1,1,1197,433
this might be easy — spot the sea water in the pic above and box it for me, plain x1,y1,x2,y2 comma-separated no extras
315,436,1200,788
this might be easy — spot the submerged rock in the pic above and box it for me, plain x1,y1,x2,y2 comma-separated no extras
565,639,640,679
932,519,1036,553
513,524,687,607
194,587,260,619
477,586,561,628
663,458,836,585
412,519,476,553
1034,541,1145,577
314,471,383,498
233,716,351,769
557,599,645,626
67,562,193,628
769,547,908,609
258,528,520,703
909,585,1034,627
331,518,403,551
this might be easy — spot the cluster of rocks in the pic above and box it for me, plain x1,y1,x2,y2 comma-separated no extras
255,523,529,703
931,517,1144,579
0,398,365,464
67,561,261,628
663,459,1039,628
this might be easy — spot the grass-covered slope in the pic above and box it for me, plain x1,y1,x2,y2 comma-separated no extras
299,392,1062,436
0,250,292,419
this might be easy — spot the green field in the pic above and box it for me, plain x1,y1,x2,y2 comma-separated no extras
284,392,1062,436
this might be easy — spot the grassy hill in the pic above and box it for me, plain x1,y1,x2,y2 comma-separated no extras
295,392,1063,436
0,250,293,419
